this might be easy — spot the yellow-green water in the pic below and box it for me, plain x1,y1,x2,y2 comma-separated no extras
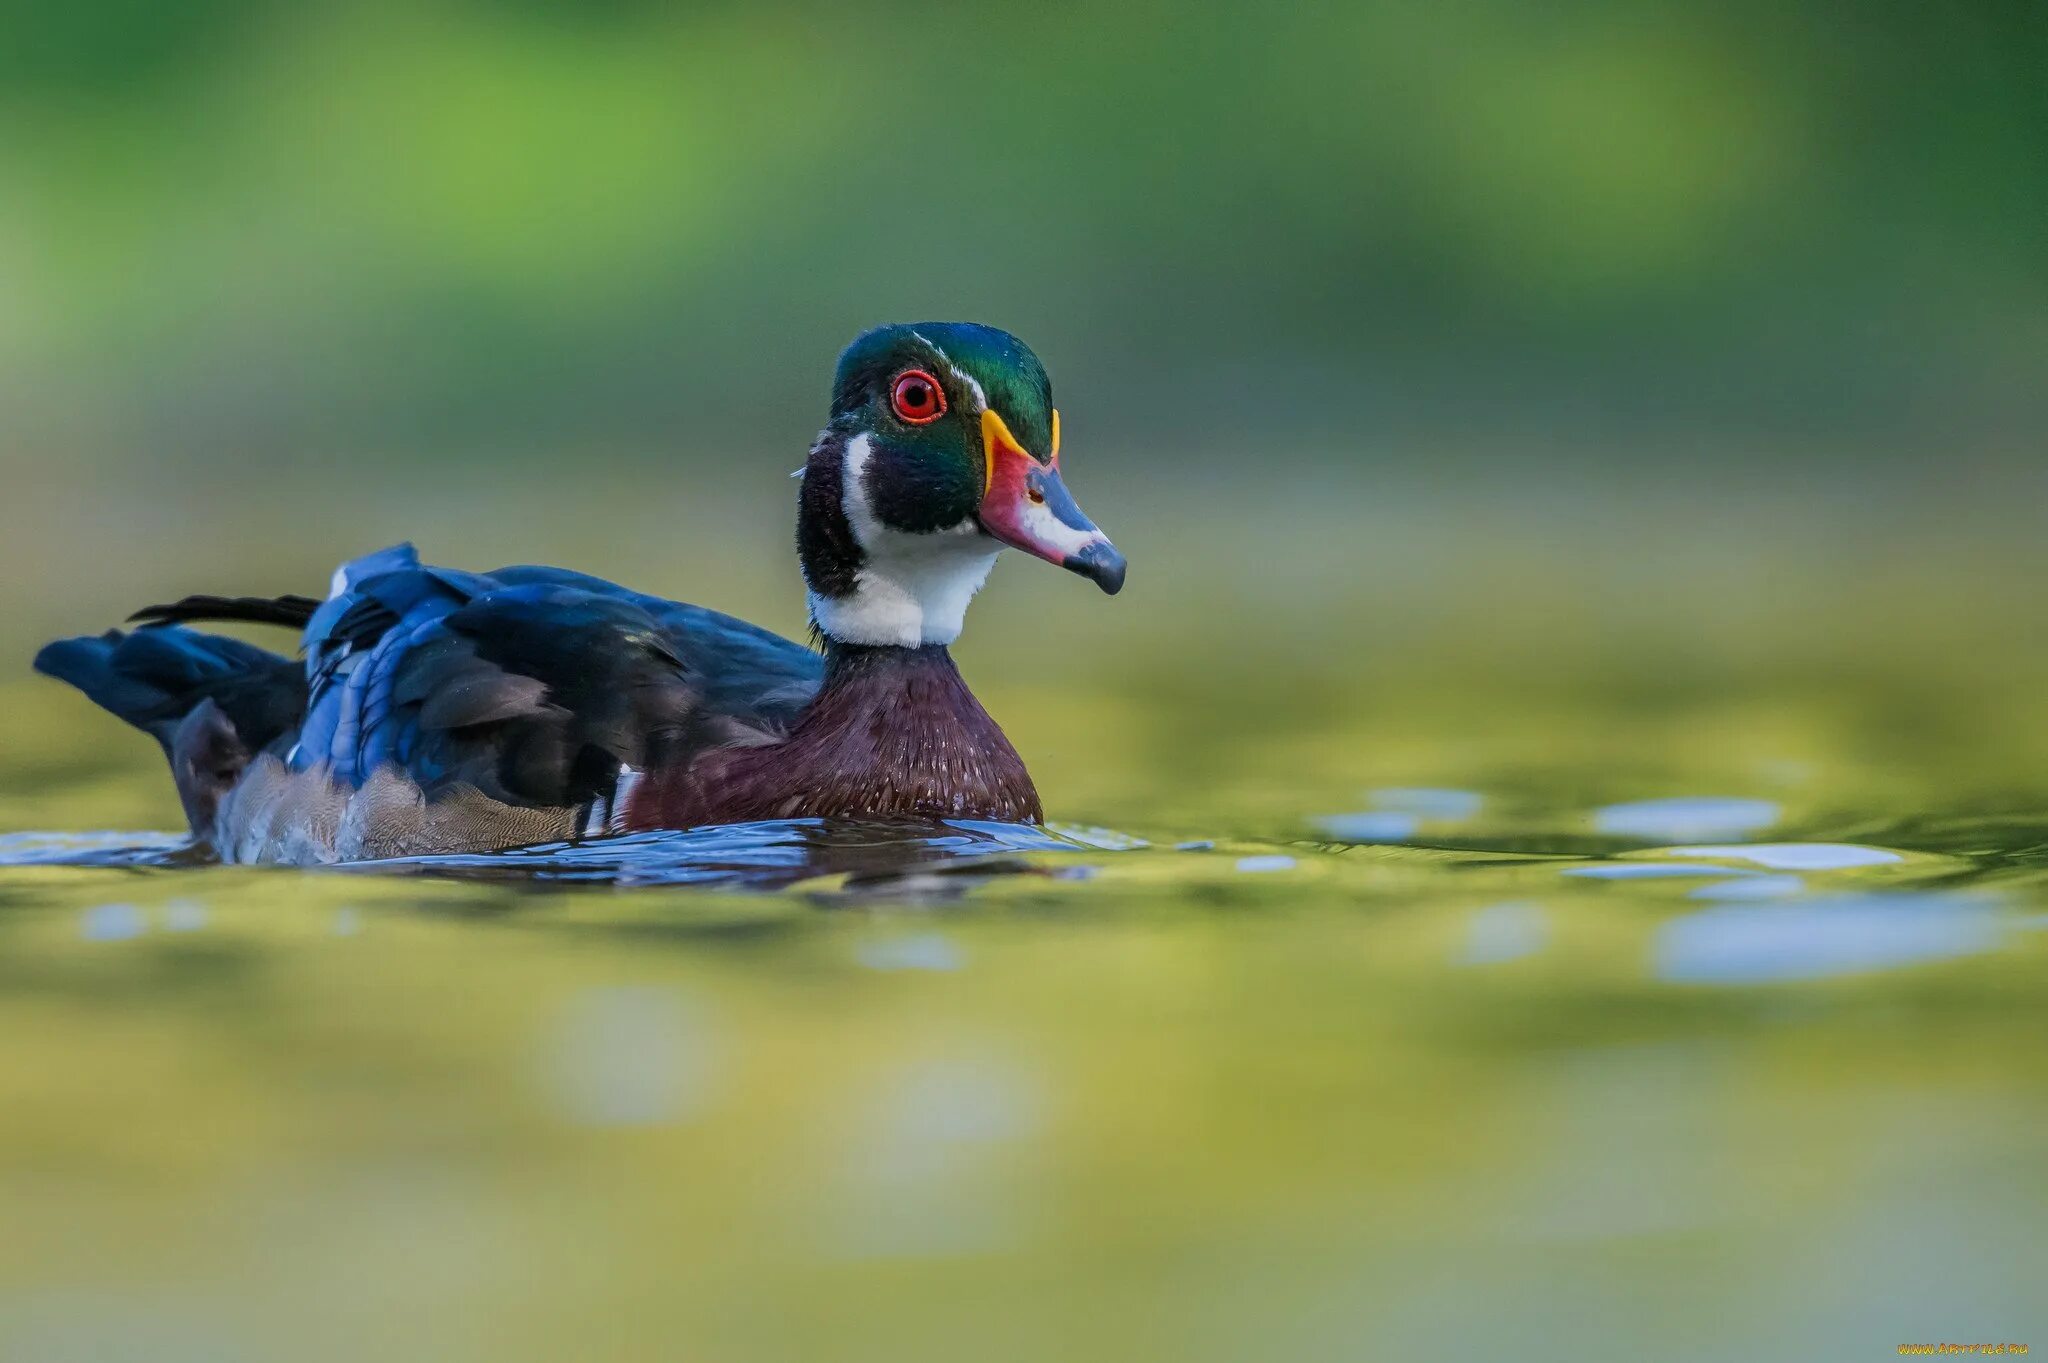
2,498,2047,1361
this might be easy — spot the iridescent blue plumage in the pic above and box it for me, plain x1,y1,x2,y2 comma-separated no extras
285,544,822,806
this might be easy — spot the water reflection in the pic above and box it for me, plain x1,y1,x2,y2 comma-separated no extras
1688,874,1805,901
0,831,189,868
1564,862,1763,881
3,806,2038,1009
1664,843,1903,871
0,819,1104,897
1316,812,1420,843
1593,797,1781,841
374,818,1091,896
541,986,717,1128
79,901,147,941
1656,892,2005,983
1459,901,1550,965
1317,787,1483,844
855,934,966,972
1370,788,1483,820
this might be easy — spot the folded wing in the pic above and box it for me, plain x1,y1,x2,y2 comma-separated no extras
291,545,823,811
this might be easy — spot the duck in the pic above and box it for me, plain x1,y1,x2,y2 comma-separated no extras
33,323,1125,865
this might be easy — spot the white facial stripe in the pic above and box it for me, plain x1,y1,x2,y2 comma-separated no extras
810,434,999,648
836,433,884,543
909,331,987,412
1006,494,1101,559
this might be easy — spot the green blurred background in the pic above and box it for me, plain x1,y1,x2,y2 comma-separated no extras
0,0,2041,757
5,0,2045,459
5,0,2044,466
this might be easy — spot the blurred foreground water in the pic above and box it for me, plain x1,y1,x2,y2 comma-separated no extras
2,472,2046,1361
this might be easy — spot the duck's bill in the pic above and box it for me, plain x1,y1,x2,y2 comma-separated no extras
978,409,1127,595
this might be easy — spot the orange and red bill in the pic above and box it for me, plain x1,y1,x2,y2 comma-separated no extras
976,409,1126,594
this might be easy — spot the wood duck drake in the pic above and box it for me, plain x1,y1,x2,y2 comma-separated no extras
34,323,1125,865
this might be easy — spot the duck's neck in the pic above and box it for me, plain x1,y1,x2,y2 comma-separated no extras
802,641,1010,749
629,640,1041,827
799,430,999,649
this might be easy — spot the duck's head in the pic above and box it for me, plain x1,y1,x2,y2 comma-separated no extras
798,322,1125,649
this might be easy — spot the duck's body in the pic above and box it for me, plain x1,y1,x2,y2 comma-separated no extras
34,324,1122,864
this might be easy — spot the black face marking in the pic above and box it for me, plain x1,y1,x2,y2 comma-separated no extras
796,431,862,599
865,436,981,533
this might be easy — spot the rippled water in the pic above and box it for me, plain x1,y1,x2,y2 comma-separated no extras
3,667,2047,1361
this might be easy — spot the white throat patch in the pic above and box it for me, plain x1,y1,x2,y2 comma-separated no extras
807,434,999,648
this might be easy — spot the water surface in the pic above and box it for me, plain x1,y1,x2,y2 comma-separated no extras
2,648,2046,1362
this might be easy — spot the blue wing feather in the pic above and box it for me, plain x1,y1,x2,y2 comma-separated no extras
285,547,821,806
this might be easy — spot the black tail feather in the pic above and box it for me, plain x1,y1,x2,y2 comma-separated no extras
128,593,322,631
34,626,307,754
35,631,185,740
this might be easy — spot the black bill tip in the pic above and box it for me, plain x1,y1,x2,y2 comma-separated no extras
1068,540,1127,595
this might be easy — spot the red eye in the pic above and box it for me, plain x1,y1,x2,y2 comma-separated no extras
890,370,946,424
